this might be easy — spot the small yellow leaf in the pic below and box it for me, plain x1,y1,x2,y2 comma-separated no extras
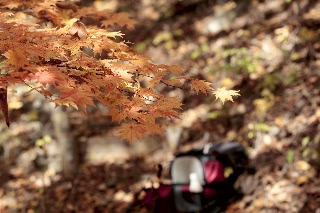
221,77,234,88
213,87,240,104
295,160,311,171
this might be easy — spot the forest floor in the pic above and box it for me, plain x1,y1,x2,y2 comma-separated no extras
1,0,320,212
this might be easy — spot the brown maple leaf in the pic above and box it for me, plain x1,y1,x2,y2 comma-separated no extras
119,123,147,144
101,12,138,30
190,79,212,94
108,107,127,123
3,50,30,69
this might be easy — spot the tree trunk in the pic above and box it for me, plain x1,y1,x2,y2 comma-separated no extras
51,107,79,177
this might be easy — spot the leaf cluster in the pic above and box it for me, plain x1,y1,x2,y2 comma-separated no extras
0,0,239,142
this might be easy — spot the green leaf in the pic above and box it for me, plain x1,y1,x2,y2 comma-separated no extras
286,149,294,164
301,136,310,147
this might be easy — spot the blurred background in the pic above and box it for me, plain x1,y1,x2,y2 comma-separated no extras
0,0,319,212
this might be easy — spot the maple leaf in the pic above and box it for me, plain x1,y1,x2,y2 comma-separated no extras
147,72,166,87
101,12,138,30
55,88,96,112
161,78,185,87
34,1,63,27
157,96,183,110
89,29,124,39
104,31,124,38
119,123,147,144
159,109,180,120
3,50,30,69
108,107,127,123
190,79,213,94
150,97,182,120
143,123,163,136
0,85,9,127
1,71,28,84
213,87,240,104
28,71,60,86
74,7,111,21
130,54,152,67
159,64,185,74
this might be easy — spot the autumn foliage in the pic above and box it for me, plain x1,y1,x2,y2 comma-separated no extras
0,0,239,142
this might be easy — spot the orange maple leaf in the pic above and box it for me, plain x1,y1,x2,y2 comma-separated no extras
101,12,138,30
1,71,28,84
159,110,180,120
119,123,147,144
108,107,127,123
3,50,30,69
158,64,185,74
143,123,163,136
190,79,213,94
157,96,182,110
56,88,96,112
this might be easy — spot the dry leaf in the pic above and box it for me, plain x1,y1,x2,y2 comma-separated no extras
213,87,240,104
69,20,87,39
